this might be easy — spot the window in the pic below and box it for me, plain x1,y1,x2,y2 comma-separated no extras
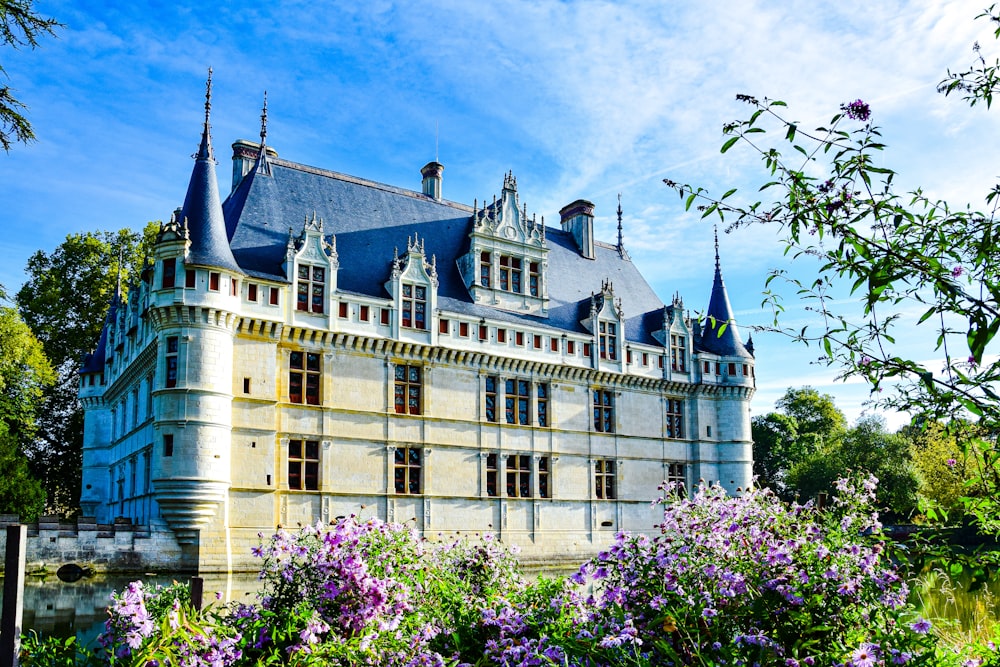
402,284,427,329
743,363,749,376
459,322,469,337
666,399,684,439
529,262,540,297
566,340,575,355
716,363,721,376
497,328,507,343
381,308,391,325
599,321,617,360
485,375,498,423
498,256,522,293
288,439,319,490
533,334,542,349
480,251,491,287
506,454,531,497
165,336,178,388
163,434,174,457
297,265,325,313
394,364,422,415
583,343,592,357
289,351,320,405
728,362,737,376
230,278,238,296
539,457,550,498
339,302,349,318
143,451,151,493
666,462,686,494
209,272,220,292
269,287,279,305
595,460,616,499
703,360,711,373
550,338,558,352
132,388,139,427
162,258,176,288
486,453,498,497
248,283,258,302
185,269,196,288
360,305,370,322
129,458,136,497
394,447,421,494
439,318,450,334
593,389,614,433
670,334,686,372
479,324,488,341
243,377,251,394
506,379,530,425
642,352,649,366
626,350,632,364
537,383,549,427
515,331,524,346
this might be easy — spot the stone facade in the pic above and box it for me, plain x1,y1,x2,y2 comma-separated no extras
77,85,756,573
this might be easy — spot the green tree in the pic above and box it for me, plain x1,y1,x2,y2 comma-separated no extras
0,422,45,521
16,224,157,514
788,416,918,520
752,387,846,500
664,7,1000,528
906,421,984,521
0,0,60,150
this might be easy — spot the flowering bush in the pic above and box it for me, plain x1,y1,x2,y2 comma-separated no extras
20,479,1000,666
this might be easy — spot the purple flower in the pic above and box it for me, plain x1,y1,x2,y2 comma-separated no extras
852,644,877,667
947,458,957,468
952,265,964,277
842,99,871,121
910,617,932,634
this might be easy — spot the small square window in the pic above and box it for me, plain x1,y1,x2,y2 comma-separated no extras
728,362,737,376
533,335,542,349
230,278,238,296
479,324,488,341
567,340,575,355
163,434,174,457
162,258,176,289
583,343,592,357
243,377,251,394
497,329,507,343
550,338,558,352
515,331,524,346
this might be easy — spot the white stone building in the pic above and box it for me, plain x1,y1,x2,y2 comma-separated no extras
78,84,756,572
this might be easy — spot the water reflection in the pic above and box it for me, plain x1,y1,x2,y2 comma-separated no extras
5,571,264,645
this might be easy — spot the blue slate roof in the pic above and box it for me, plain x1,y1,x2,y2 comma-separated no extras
697,258,750,357
223,156,669,342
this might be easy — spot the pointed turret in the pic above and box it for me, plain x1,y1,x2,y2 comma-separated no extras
80,286,120,375
699,227,749,357
180,69,243,274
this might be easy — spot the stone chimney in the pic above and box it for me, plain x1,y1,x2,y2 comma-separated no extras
559,199,595,259
421,161,443,200
231,140,278,193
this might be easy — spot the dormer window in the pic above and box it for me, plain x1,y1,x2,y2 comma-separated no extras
480,252,491,287
297,265,325,313
670,333,687,372
529,262,540,296
499,256,522,293
599,321,618,361
402,284,426,330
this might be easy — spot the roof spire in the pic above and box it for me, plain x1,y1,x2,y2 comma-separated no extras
616,193,629,259
260,90,268,144
196,67,215,161
714,223,720,271
700,226,749,357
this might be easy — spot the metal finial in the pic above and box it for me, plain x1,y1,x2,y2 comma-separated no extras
260,91,268,144
204,67,213,127
714,223,720,270
616,193,624,249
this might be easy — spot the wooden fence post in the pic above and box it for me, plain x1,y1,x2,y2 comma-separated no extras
1,524,27,667
190,576,204,612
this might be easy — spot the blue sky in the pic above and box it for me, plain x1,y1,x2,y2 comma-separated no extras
3,0,999,427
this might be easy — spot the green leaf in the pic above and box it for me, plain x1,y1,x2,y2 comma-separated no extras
721,136,739,153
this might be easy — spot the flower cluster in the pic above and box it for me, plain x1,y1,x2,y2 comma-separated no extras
23,479,1000,667
842,98,872,121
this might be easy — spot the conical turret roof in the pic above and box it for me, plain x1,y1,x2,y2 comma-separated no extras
699,230,749,357
180,70,242,274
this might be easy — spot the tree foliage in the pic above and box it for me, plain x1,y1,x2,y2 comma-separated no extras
15,224,158,514
0,0,60,151
906,421,985,520
0,422,45,521
665,6,1000,528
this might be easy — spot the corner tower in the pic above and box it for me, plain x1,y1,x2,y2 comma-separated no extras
148,71,243,545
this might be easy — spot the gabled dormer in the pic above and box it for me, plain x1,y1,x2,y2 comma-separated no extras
285,213,338,316
584,280,625,371
459,172,549,316
653,293,692,378
386,234,439,342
